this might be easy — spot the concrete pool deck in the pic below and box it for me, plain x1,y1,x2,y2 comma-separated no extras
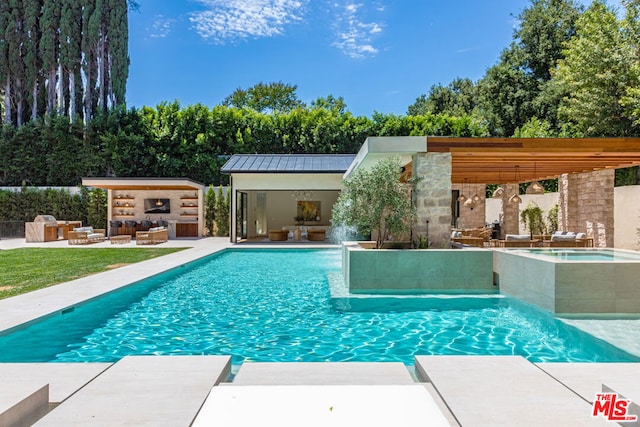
3,356,640,426
1,239,640,425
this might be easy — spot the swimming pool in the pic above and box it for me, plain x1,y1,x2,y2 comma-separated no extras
0,249,635,364
510,248,640,262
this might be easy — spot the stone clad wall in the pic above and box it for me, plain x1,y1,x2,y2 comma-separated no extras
558,170,614,247
412,152,452,249
500,183,520,237
453,183,486,229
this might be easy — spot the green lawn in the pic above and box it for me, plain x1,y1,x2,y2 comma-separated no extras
0,247,186,300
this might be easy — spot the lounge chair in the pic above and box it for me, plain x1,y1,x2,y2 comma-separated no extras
497,234,539,248
68,227,106,245
135,227,168,245
543,232,579,248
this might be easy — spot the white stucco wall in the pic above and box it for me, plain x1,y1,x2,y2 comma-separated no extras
615,185,640,250
485,192,560,234
266,191,339,231
484,187,640,249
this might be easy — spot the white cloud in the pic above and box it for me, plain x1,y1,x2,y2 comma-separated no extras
150,15,175,38
189,0,306,43
331,2,384,59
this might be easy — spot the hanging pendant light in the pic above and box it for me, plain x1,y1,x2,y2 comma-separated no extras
508,193,523,204
509,166,523,204
457,178,467,202
464,198,476,210
526,162,545,194
471,178,482,203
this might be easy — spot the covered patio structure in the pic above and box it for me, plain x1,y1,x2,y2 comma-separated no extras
221,154,355,243
82,177,205,239
346,136,640,248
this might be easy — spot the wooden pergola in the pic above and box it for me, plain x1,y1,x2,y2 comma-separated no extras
424,137,640,184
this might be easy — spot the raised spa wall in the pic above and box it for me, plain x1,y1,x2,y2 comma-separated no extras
494,250,640,315
341,242,495,294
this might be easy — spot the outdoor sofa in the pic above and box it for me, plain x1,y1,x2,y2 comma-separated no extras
68,226,106,245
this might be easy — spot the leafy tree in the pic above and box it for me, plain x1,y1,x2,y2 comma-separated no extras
204,184,216,236
310,95,347,114
515,0,583,82
554,1,640,136
513,117,555,137
222,81,305,113
332,157,415,249
408,78,477,116
521,202,546,236
214,185,229,236
474,0,583,135
86,187,107,229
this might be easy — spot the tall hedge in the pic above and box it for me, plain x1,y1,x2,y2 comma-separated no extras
0,105,487,187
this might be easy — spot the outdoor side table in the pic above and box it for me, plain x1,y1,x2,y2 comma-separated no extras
110,235,132,245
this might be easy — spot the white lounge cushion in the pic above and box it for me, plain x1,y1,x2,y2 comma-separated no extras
74,226,93,233
576,232,586,238
87,233,103,239
551,234,576,242
505,234,531,241
552,231,565,236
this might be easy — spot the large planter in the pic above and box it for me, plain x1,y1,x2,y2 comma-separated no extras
342,242,495,294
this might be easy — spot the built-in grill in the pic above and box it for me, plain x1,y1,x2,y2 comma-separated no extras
25,215,59,242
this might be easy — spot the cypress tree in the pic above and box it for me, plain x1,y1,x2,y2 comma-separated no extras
40,0,60,116
60,0,83,119
0,1,10,123
6,0,25,126
23,0,43,122
108,0,128,108
82,0,98,122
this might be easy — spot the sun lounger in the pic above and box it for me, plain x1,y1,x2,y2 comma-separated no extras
35,355,231,426
414,355,608,426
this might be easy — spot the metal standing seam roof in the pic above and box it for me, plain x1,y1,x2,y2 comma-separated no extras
221,154,357,173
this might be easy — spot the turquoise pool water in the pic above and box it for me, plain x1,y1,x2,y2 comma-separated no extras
513,248,640,262
0,249,636,364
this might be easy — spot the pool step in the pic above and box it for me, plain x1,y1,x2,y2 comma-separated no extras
230,361,415,385
0,362,111,406
193,384,451,426
0,383,48,427
34,355,231,426
415,355,610,426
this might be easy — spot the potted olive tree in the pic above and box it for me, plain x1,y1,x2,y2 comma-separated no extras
331,157,415,249
520,202,546,238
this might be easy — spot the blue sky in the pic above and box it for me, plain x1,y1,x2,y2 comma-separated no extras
126,0,590,117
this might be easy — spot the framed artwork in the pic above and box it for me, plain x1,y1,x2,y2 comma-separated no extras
297,200,321,222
